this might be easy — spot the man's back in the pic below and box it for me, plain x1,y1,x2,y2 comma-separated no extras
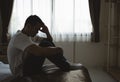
7,31,34,76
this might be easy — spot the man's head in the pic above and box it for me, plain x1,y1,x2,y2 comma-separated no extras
23,15,44,37
24,15,44,27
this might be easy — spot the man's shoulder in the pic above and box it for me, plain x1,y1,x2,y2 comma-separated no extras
14,31,28,39
12,30,22,37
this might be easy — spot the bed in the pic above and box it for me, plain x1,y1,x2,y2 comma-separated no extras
0,62,92,82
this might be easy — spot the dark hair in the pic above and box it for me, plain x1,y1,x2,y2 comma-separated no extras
24,15,44,26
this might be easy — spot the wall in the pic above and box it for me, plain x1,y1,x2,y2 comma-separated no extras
75,42,107,67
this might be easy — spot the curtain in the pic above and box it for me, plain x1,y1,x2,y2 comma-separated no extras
89,0,101,42
9,0,93,42
0,0,14,44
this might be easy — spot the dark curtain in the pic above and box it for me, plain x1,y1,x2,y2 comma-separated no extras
0,0,14,45
89,0,101,42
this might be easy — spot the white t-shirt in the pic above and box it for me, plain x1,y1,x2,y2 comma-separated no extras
7,31,43,76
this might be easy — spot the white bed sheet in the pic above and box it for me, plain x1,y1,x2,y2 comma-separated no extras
0,62,12,81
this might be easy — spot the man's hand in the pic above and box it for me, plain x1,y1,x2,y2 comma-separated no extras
40,25,49,34
39,25,53,42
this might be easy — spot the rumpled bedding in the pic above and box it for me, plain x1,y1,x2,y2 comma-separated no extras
0,62,92,82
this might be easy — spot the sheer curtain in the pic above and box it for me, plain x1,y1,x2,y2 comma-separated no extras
9,0,92,42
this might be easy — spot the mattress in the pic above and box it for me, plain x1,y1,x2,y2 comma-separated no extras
0,62,92,82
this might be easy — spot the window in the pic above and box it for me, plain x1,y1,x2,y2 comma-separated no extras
9,0,92,42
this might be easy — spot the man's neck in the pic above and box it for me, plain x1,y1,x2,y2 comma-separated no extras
21,29,30,36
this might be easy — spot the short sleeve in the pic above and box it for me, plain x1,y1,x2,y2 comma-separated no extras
13,34,34,51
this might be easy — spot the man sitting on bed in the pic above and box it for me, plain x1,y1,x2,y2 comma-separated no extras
7,15,71,77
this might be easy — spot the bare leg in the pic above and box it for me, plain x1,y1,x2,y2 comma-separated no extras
23,54,45,76
40,40,70,71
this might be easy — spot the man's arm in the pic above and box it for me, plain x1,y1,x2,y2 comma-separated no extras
32,25,53,43
26,24,58,56
40,25,53,42
24,44,63,57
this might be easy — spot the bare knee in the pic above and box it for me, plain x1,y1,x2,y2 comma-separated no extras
57,47,63,55
22,50,34,61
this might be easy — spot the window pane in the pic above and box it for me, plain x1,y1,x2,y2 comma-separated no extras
9,0,32,35
33,0,51,30
54,0,74,34
32,0,51,37
75,0,92,34
9,0,92,42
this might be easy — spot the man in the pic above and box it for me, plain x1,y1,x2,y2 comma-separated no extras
7,15,70,77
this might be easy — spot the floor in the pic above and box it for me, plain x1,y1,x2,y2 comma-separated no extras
87,67,117,82
0,62,118,82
